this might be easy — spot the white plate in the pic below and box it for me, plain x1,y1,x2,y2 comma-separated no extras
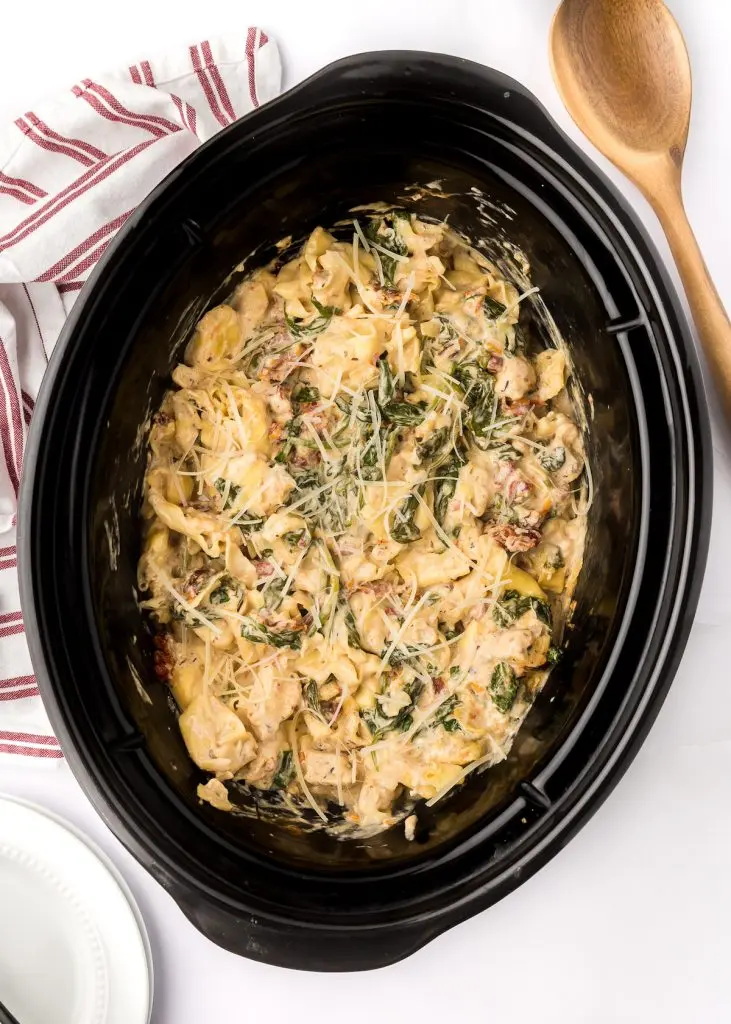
0,795,152,1024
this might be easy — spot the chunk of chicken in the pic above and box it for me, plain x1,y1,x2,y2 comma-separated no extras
242,675,301,741
179,693,257,775
303,750,351,788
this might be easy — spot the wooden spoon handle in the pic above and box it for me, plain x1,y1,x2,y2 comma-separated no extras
648,178,731,417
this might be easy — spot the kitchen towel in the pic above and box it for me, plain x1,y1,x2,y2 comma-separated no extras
0,30,281,760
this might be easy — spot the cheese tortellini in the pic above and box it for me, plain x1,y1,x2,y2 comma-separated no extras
139,211,587,837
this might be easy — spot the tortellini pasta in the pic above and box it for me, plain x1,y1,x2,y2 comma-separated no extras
139,211,588,837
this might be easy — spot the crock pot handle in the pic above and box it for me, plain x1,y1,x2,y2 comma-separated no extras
172,889,439,972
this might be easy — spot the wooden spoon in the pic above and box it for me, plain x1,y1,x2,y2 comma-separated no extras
550,0,731,418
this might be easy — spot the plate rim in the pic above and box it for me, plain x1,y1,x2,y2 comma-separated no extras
0,793,153,1024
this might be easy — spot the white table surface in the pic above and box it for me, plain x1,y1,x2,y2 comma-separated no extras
1,1,730,1021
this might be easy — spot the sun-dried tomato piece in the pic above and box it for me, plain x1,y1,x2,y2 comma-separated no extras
492,524,542,553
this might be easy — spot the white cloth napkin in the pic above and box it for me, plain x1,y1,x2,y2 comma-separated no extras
0,30,281,760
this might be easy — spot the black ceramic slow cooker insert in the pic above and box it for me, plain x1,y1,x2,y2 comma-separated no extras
19,53,710,971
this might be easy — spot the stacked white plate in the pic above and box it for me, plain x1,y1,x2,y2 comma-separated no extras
0,796,152,1024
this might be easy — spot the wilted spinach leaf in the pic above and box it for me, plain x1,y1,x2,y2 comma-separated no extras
360,423,399,482
432,693,462,732
209,584,231,605
381,643,424,667
490,662,517,713
380,400,428,426
271,749,295,790
362,680,424,741
293,384,320,404
538,445,566,472
285,297,337,339
452,362,496,438
389,489,422,543
214,478,241,510
483,295,507,319
493,589,552,629
546,645,562,666
377,354,396,406
343,606,362,650
240,617,302,649
417,426,450,462
434,452,465,528
304,679,321,714
365,214,408,286
262,578,286,610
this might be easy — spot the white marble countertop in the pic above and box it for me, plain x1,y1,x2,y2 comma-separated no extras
0,1,729,1021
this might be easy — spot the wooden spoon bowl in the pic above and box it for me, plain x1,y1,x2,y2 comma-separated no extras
550,0,731,419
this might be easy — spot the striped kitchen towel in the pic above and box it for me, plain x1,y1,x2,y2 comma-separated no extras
0,30,281,760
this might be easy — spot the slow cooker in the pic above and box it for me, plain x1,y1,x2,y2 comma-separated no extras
19,53,711,971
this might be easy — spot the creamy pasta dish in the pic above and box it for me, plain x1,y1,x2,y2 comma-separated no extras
138,211,587,837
